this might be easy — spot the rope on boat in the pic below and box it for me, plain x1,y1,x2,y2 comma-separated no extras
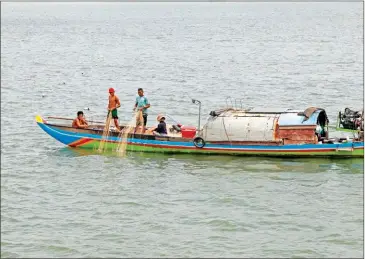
222,116,232,145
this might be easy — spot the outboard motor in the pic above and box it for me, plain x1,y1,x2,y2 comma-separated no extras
339,108,363,130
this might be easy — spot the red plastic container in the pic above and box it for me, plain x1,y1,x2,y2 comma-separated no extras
180,126,197,139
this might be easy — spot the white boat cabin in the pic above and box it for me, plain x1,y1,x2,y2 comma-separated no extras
200,107,329,144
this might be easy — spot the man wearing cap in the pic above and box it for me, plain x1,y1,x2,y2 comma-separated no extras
108,88,121,131
133,88,150,133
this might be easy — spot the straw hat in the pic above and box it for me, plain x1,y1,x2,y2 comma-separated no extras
156,114,166,122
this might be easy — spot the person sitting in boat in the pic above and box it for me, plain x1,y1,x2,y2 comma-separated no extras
72,111,88,129
315,124,328,140
153,115,167,136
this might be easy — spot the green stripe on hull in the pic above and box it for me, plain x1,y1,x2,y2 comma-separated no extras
75,140,364,158
335,127,360,133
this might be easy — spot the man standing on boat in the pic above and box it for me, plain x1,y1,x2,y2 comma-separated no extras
133,88,150,133
108,87,121,131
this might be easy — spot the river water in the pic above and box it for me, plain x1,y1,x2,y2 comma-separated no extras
1,2,364,258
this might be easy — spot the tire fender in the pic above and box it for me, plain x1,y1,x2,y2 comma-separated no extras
193,137,205,148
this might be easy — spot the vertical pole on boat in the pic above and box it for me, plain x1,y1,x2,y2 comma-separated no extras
198,101,201,135
192,99,201,136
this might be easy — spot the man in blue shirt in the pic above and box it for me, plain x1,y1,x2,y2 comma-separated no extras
133,88,150,133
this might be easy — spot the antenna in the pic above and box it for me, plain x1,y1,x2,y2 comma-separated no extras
226,97,233,108
192,99,202,135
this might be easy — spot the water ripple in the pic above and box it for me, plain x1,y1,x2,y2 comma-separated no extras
1,2,363,258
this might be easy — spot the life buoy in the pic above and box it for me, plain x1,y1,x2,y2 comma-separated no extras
193,137,205,148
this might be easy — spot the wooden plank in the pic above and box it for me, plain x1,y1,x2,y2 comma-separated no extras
46,116,106,124
279,125,316,130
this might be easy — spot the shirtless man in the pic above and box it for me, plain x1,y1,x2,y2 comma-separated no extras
72,111,88,129
108,88,121,131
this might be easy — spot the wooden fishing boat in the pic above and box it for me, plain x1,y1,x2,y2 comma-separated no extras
35,106,364,158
